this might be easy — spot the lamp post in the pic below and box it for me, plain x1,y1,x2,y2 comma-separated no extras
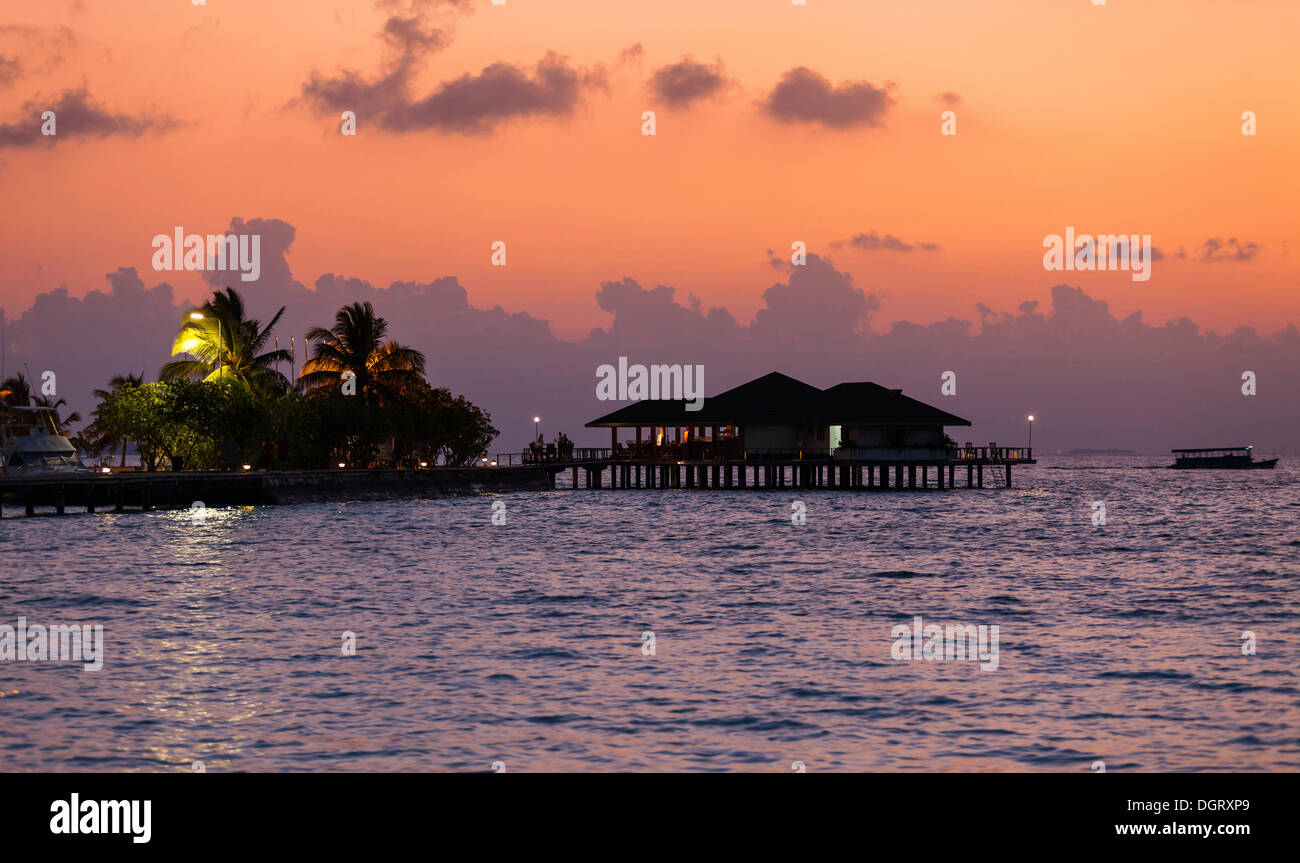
189,311,225,375
1027,415,1035,453
533,415,541,441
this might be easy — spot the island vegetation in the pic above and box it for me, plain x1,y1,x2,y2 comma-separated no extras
0,288,499,471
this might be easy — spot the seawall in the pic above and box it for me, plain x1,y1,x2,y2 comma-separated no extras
0,467,554,514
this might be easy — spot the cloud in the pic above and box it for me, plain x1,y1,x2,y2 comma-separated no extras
618,43,644,67
375,0,474,10
300,3,599,134
648,55,729,108
934,91,962,107
0,24,77,73
753,253,882,343
7,218,1299,456
1195,237,1260,263
385,52,596,133
0,55,20,88
762,67,897,129
0,84,179,149
379,13,450,59
831,231,941,253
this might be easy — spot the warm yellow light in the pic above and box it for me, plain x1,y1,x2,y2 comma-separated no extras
490,461,497,466
419,461,428,468
100,467,111,474
189,312,204,320
242,464,251,471
337,462,345,468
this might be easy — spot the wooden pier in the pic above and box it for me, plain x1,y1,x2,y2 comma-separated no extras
0,466,553,516
573,371,1036,491
501,446,1035,491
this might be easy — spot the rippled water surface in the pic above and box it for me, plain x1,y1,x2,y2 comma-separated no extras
2,456,1297,771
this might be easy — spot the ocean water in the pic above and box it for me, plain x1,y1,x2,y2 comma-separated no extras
1,456,1297,772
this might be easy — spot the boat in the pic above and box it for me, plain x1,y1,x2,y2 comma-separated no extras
0,405,92,475
1168,446,1278,470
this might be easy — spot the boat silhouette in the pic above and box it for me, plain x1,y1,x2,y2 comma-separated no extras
1168,446,1278,469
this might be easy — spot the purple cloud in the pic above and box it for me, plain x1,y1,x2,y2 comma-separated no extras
0,85,179,148
831,231,941,253
0,54,20,88
762,67,897,129
649,56,729,108
1196,237,1260,263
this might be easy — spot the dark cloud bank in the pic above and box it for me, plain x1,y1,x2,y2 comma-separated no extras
3,217,1297,455
649,56,730,108
0,84,178,148
298,2,603,134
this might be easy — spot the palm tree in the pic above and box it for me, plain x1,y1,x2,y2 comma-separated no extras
85,372,144,466
2,371,77,435
32,393,81,434
299,302,426,406
160,287,291,396
0,371,31,406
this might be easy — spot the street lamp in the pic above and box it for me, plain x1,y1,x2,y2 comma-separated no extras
189,311,225,375
1027,415,1035,451
533,415,541,440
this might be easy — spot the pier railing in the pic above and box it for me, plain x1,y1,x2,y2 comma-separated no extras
497,444,1033,466
949,446,1033,462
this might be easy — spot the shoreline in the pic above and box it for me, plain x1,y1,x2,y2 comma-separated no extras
0,466,554,514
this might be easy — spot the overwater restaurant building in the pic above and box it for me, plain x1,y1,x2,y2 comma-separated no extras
586,371,973,461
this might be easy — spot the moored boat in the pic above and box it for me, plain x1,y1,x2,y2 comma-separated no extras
1168,446,1278,469
1,405,92,475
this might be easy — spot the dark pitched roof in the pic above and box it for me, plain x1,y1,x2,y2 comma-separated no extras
821,382,970,426
586,371,970,427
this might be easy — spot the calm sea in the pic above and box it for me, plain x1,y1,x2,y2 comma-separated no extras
2,456,1297,772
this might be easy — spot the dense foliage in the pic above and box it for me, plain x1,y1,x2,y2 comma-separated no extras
77,290,498,470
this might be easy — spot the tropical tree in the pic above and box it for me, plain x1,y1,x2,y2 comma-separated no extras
31,393,81,434
160,287,291,396
392,381,499,467
95,379,270,471
84,373,145,466
0,371,31,406
298,301,426,407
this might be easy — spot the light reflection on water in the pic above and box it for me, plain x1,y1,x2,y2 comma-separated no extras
1,457,1297,771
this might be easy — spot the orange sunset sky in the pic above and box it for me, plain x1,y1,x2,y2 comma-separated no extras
0,0,1296,339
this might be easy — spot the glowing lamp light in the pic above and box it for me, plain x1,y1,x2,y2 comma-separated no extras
419,461,428,468
1027,415,1035,422
337,462,346,468
242,464,251,471
490,460,497,467
189,312,204,320
533,416,540,423
100,467,111,474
